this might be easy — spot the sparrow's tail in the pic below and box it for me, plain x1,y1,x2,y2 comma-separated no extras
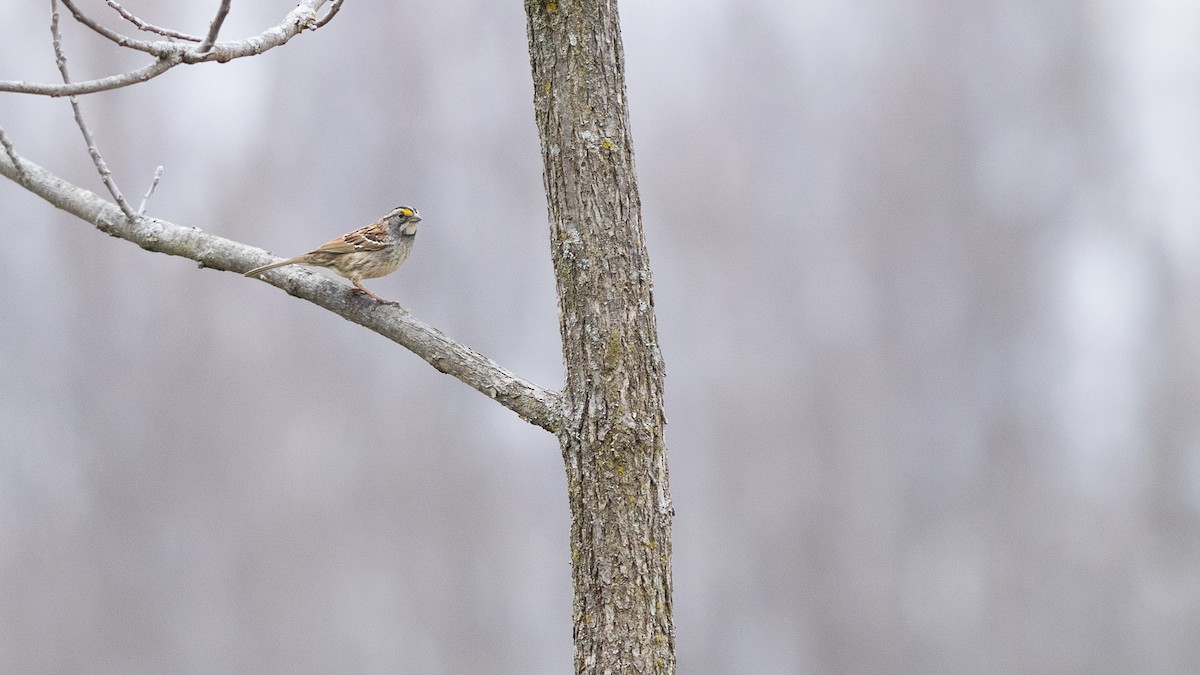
243,256,304,278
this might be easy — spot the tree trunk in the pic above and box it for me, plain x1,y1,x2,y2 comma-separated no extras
524,1,675,672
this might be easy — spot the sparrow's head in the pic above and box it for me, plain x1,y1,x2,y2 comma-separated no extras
386,205,421,236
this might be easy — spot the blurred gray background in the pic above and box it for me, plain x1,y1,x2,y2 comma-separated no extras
3,0,1199,672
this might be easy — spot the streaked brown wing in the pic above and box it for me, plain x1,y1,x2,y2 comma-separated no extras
310,222,389,255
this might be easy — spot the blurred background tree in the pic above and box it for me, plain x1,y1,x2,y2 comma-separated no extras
2,1,1200,673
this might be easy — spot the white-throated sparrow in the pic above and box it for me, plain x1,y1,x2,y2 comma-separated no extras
243,206,421,301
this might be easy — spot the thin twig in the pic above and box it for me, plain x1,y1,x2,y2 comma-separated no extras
0,57,178,97
104,0,203,41
0,125,27,183
196,0,232,54
50,0,136,219
60,0,170,56
137,166,164,216
314,0,344,28
0,0,329,97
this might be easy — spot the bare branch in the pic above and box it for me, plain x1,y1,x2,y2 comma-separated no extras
176,1,326,64
51,0,136,219
138,166,164,216
0,146,563,433
0,125,26,183
104,0,203,41
314,0,344,29
0,56,179,97
196,0,232,54
60,0,171,56
0,0,330,97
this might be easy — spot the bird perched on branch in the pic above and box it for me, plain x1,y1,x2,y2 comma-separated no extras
243,206,421,302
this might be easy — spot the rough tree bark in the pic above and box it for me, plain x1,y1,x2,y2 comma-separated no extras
525,2,675,672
